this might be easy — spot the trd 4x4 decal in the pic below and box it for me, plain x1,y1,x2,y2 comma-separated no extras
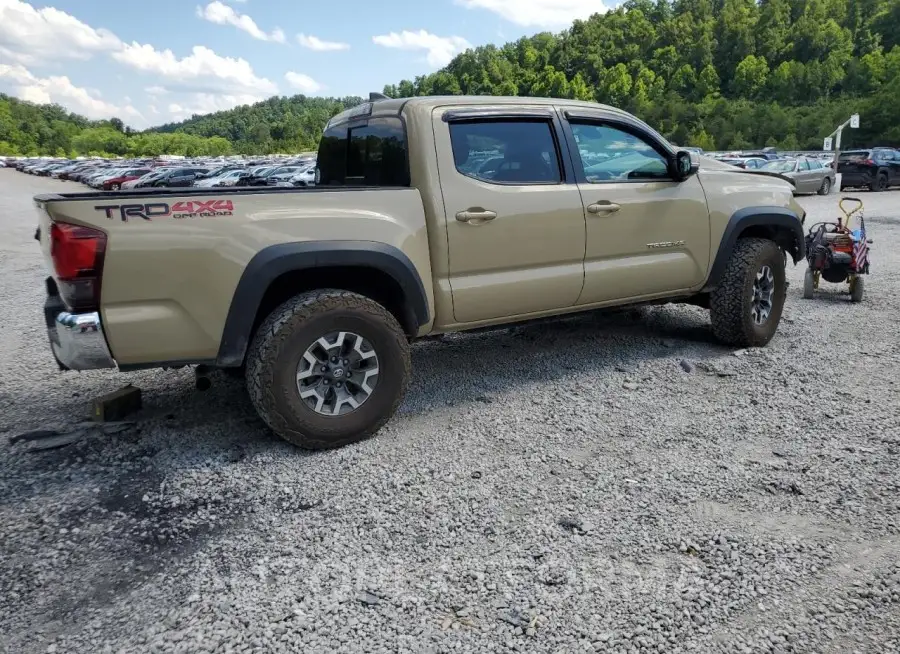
94,200,235,221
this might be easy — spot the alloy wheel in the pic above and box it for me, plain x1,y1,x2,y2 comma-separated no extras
295,331,380,416
751,265,775,325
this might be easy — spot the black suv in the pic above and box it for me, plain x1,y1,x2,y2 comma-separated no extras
151,167,210,188
837,148,900,192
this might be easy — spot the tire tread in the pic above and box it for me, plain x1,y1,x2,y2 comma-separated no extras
245,289,411,449
709,237,786,347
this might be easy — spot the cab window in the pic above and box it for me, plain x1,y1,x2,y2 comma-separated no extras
449,120,562,184
317,117,409,187
569,123,669,182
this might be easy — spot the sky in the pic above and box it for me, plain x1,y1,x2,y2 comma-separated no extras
0,0,621,129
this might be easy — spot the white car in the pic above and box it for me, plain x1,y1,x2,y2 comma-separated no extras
195,169,246,187
274,166,317,187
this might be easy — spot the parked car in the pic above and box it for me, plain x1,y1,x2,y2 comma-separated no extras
102,168,152,190
266,166,309,186
760,157,835,195
149,167,210,188
837,148,900,192
33,94,806,450
719,157,768,170
35,162,68,176
194,169,247,188
235,166,276,186
200,164,245,180
744,150,783,161
88,169,127,188
276,166,317,187
128,169,177,189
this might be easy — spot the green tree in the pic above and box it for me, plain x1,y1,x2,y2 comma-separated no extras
696,64,721,98
733,55,770,98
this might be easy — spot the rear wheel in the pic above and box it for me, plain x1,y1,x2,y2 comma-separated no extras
817,177,831,195
870,173,888,192
709,238,787,347
245,290,411,450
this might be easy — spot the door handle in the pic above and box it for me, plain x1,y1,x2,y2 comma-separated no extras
456,209,497,224
587,202,621,215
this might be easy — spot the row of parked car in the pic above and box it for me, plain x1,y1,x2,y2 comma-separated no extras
707,146,900,194
6,156,318,190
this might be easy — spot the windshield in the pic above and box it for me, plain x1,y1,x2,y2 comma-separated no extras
761,160,796,173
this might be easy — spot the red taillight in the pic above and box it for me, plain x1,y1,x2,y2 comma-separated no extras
864,159,876,166
50,222,106,311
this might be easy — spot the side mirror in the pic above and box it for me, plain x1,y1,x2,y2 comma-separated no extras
672,150,698,181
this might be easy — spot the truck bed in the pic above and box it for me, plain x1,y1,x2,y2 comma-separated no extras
35,185,434,367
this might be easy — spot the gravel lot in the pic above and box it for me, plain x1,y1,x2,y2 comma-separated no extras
1,170,899,654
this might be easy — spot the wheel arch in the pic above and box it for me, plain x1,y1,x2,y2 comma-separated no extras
702,207,805,292
216,241,429,368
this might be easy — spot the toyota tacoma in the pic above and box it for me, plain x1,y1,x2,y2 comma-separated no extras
34,95,806,449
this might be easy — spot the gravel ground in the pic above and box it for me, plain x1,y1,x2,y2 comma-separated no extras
1,170,899,654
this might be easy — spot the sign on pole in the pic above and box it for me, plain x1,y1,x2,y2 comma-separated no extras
850,114,860,129
823,137,833,151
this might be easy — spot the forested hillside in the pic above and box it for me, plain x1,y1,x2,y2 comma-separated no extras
383,0,900,150
3,0,899,156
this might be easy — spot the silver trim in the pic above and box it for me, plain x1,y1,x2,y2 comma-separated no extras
51,311,116,370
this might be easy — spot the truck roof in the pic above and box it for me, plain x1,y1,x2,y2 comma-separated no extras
327,95,632,128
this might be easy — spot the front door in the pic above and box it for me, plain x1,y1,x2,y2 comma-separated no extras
434,109,587,324
560,113,711,305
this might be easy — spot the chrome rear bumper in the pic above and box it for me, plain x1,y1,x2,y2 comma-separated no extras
45,283,116,371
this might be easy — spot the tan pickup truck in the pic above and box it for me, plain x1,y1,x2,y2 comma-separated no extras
35,95,806,449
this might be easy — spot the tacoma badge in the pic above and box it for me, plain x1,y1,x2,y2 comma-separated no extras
646,240,686,249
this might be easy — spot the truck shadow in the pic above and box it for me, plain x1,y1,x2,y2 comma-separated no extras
402,304,724,415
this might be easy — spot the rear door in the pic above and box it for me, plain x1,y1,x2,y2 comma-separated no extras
795,158,814,192
559,109,711,304
433,107,587,324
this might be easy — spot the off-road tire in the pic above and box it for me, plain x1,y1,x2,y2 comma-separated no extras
817,177,831,195
245,290,411,450
803,268,815,299
870,173,888,192
709,238,787,347
850,276,864,303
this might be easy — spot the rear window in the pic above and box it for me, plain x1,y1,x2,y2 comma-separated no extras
839,151,871,161
317,117,409,187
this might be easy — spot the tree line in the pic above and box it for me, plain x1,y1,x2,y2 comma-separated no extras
0,94,235,157
2,0,900,157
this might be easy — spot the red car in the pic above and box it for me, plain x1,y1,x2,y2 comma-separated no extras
102,168,152,190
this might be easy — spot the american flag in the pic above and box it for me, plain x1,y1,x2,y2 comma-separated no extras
853,215,868,273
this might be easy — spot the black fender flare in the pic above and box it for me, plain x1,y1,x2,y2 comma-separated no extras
216,241,429,367
702,206,806,292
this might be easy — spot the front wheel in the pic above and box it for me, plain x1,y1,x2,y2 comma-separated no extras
245,290,411,450
803,268,815,299
709,238,787,347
